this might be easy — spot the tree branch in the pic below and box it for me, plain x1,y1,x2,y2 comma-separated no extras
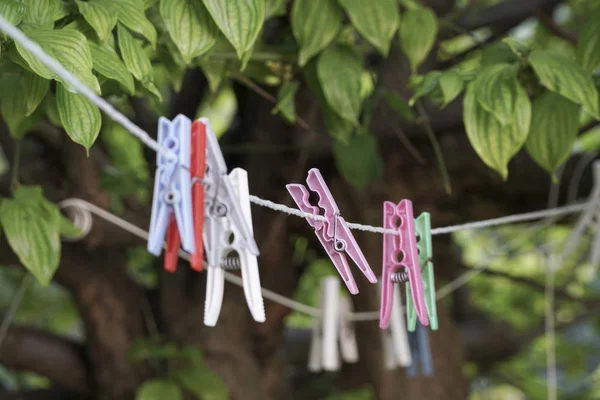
0,325,91,394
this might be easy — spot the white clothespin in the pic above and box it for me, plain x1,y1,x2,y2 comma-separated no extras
380,284,412,369
308,277,359,372
553,161,600,273
201,117,264,326
204,167,265,326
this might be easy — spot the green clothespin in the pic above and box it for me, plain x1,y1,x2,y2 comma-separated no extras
406,212,438,331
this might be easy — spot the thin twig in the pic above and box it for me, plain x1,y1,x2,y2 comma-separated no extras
415,101,452,194
392,125,426,165
232,74,312,131
0,275,32,354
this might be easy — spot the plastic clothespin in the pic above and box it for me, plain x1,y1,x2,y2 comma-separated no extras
201,118,263,326
148,115,195,268
308,277,359,372
407,323,433,377
380,284,412,370
406,212,438,332
287,169,377,294
380,200,428,329
554,161,600,272
163,120,207,272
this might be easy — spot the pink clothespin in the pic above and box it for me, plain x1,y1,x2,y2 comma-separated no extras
287,168,377,294
380,200,429,329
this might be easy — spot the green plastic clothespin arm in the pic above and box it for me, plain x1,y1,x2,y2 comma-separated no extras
406,212,438,331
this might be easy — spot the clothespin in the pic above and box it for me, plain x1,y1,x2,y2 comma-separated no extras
407,323,433,377
406,212,438,331
308,277,359,372
148,115,195,268
287,169,377,294
380,284,412,369
201,118,263,326
380,200,428,329
163,119,207,272
554,161,600,272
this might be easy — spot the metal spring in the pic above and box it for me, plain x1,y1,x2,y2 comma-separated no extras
203,256,242,270
391,272,409,283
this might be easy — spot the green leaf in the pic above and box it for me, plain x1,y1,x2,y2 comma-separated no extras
117,24,160,99
0,186,61,286
525,92,580,174
272,81,298,124
399,7,438,72
528,49,600,119
136,380,182,400
88,42,135,94
159,0,218,64
23,0,68,26
173,366,229,400
480,42,519,67
15,27,101,94
382,90,415,120
265,0,286,19
473,63,519,125
317,44,363,124
59,216,82,239
102,120,149,183
408,71,440,106
56,83,101,151
338,0,399,56
576,13,600,74
0,75,39,139
0,0,26,26
463,82,532,179
113,0,157,47
438,70,463,107
333,133,383,189
44,93,62,126
75,0,118,41
201,0,265,59
22,70,49,116
291,0,343,66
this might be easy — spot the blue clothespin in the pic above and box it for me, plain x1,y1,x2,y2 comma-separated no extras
407,323,433,377
147,115,195,258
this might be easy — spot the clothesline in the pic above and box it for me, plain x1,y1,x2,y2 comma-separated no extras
0,14,589,238
59,198,572,320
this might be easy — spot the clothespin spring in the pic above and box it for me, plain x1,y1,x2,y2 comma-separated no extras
333,213,346,252
391,272,409,283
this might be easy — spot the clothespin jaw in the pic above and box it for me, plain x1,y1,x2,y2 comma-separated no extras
287,168,376,295
200,118,260,257
407,323,433,378
203,167,265,326
381,284,412,370
308,277,359,372
407,212,438,331
380,200,428,329
148,115,195,263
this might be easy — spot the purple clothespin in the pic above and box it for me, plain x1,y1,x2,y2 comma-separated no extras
287,168,377,294
147,115,195,257
380,200,428,329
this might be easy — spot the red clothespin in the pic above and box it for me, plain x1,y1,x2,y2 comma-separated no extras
164,120,207,272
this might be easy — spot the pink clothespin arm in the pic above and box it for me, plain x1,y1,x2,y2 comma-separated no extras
287,168,377,294
380,200,429,329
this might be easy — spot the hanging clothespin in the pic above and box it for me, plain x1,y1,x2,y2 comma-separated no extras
308,277,359,372
287,169,377,294
554,161,600,273
148,115,195,268
380,200,429,329
406,212,438,331
201,118,263,326
163,119,207,272
380,284,412,370
407,323,433,377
